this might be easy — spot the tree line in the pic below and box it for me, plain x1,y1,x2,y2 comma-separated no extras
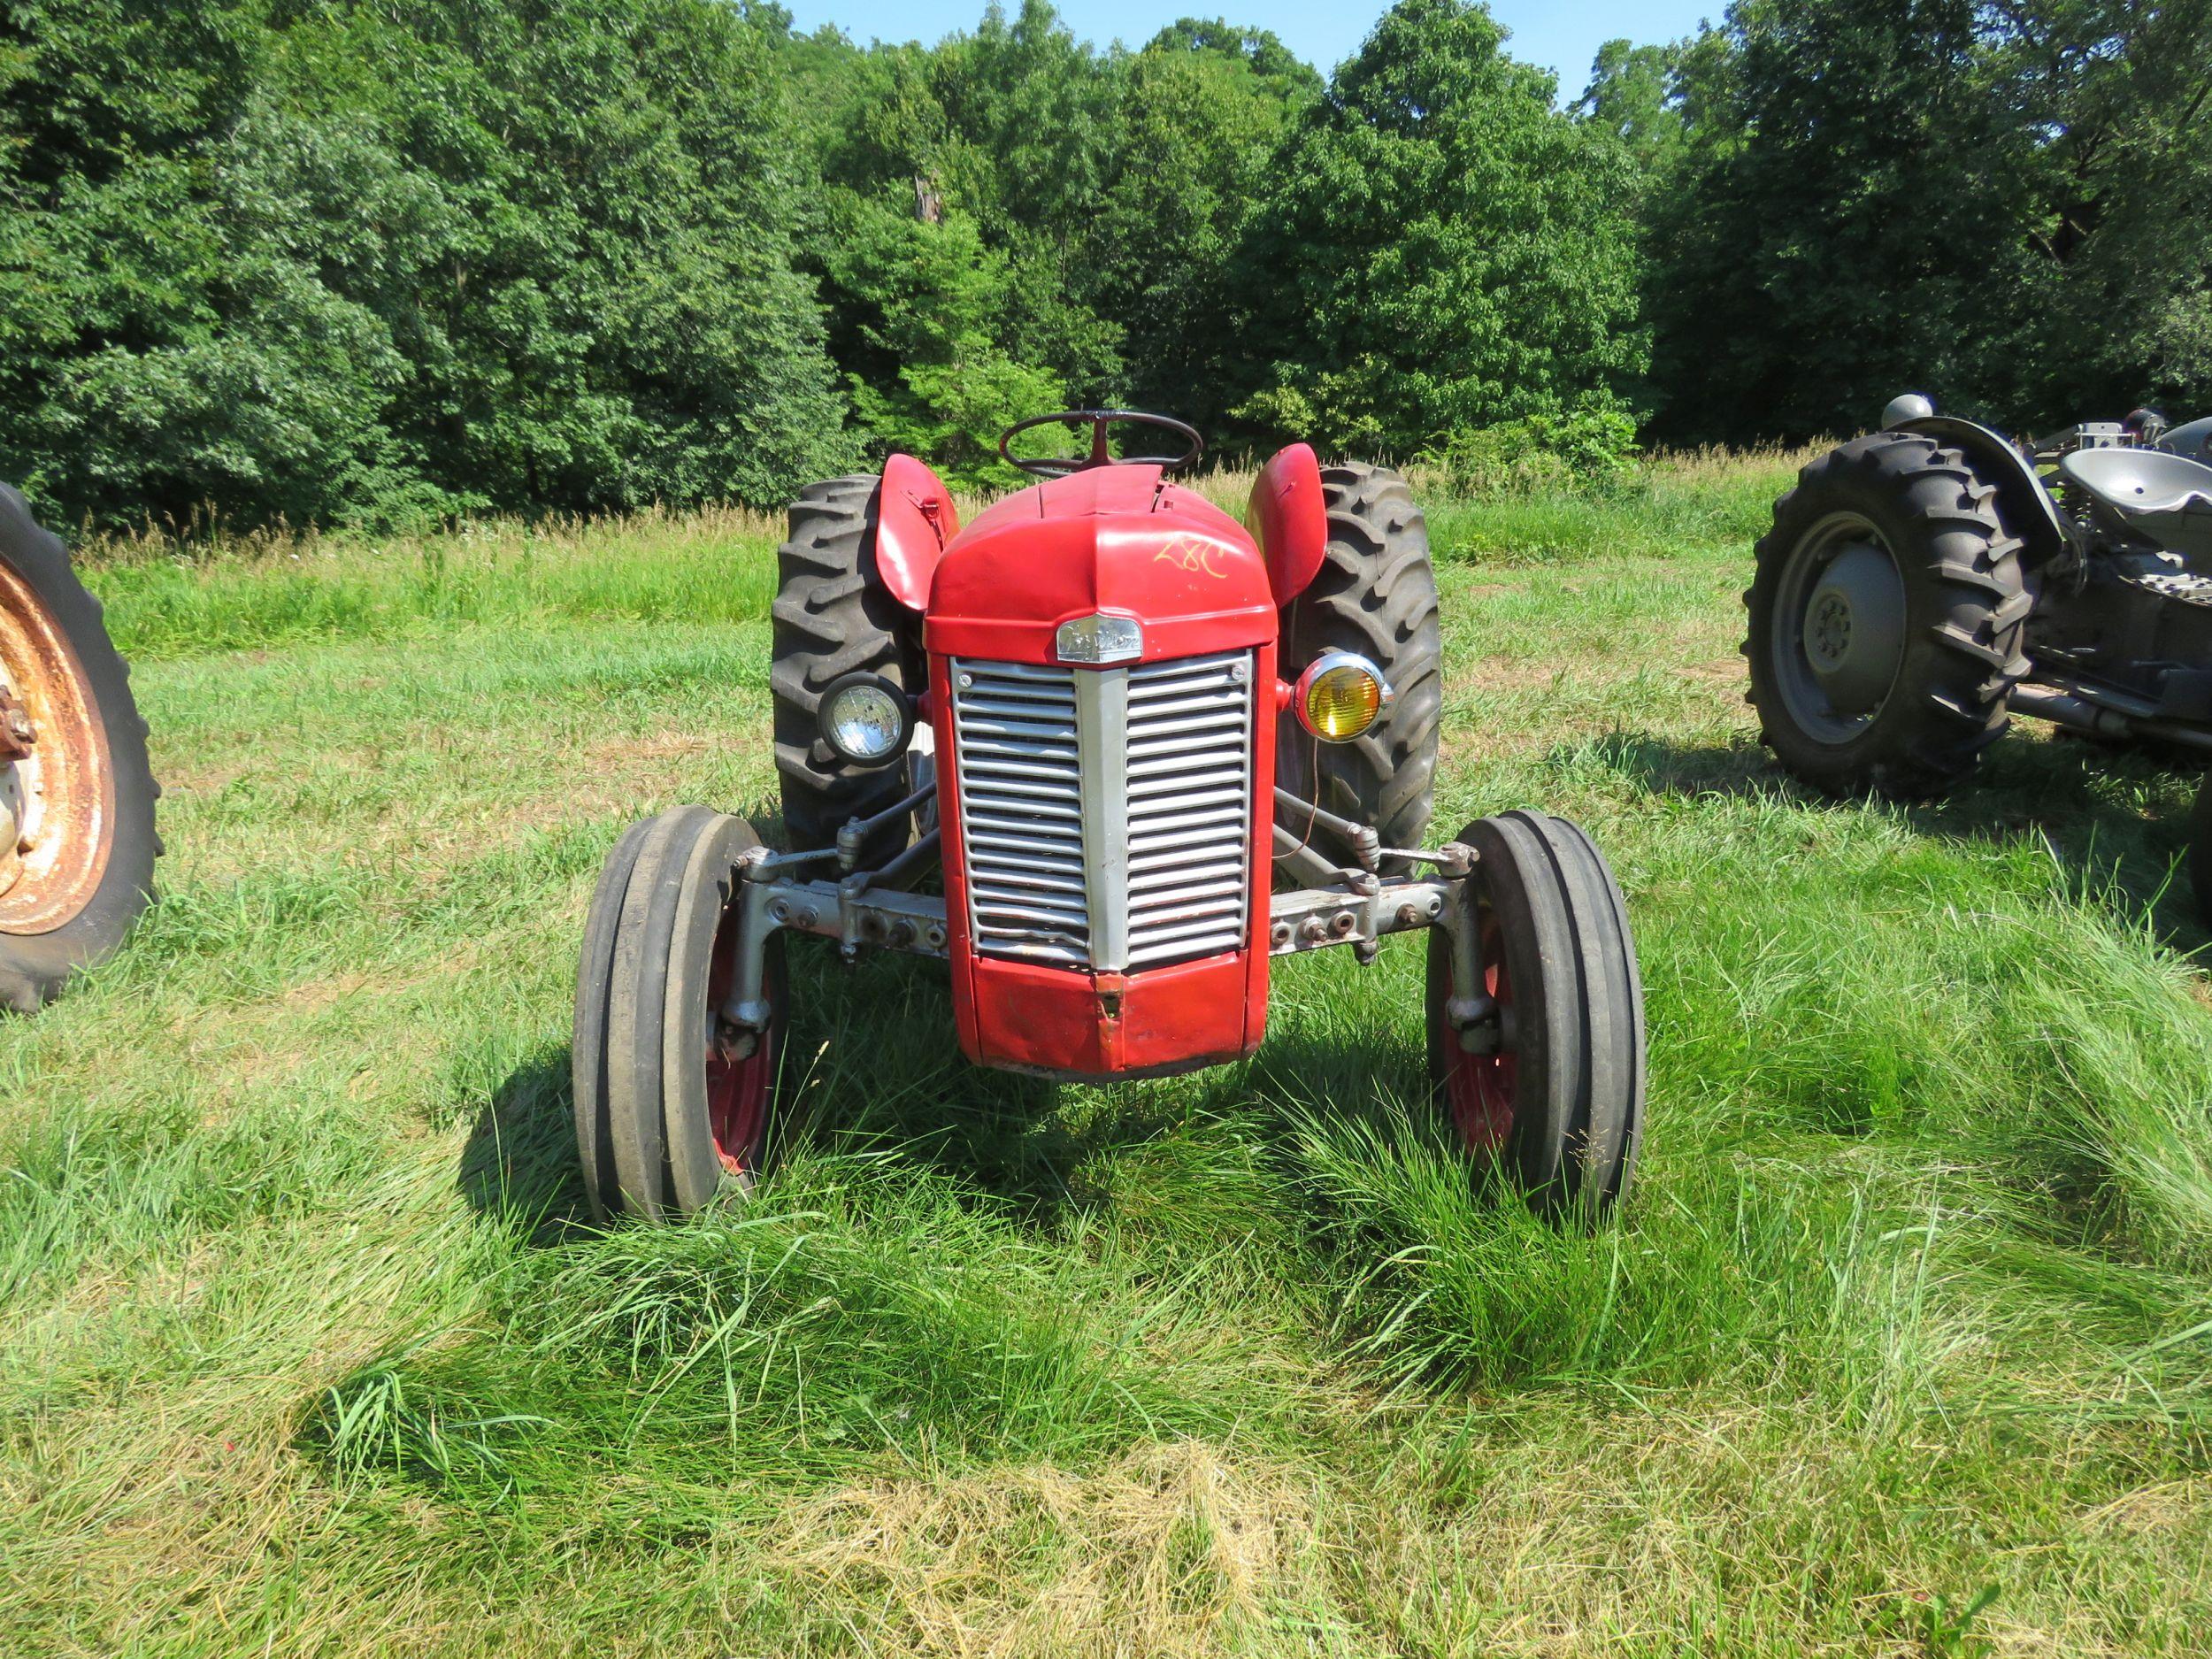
2,0,2207,529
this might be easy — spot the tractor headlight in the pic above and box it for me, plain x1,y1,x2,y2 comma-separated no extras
1294,652,1393,742
818,672,911,767
1055,612,1142,664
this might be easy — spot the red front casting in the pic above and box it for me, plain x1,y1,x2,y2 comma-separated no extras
879,450,1329,1079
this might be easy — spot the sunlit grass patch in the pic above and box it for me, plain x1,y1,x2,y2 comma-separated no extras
6,457,2212,1654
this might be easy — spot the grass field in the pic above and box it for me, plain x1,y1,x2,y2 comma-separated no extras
6,454,2212,1656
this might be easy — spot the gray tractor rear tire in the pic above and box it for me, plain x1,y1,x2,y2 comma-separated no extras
1745,432,2029,798
771,476,921,866
1275,463,1443,874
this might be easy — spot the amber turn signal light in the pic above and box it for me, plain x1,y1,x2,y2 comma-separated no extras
1294,652,1393,742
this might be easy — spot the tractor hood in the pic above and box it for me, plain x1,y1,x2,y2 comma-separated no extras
924,465,1278,666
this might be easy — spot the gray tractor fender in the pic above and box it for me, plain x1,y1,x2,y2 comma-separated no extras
2157,414,2212,465
1890,413,2076,565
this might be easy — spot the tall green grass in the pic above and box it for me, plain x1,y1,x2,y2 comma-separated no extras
82,503,785,659
5,449,2211,1655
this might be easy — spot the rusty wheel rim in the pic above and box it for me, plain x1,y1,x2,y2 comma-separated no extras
0,556,114,934
704,904,777,1177
1440,911,1517,1156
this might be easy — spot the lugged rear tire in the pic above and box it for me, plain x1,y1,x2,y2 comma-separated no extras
0,482,160,1011
771,476,920,865
1745,433,2029,798
1276,462,1443,873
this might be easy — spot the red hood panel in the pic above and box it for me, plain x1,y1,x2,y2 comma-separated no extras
927,467,1276,664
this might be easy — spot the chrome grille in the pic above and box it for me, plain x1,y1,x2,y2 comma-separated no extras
949,660,1089,964
949,650,1254,972
1125,653,1252,966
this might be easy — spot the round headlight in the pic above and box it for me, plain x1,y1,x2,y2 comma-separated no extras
818,672,910,767
1294,652,1393,742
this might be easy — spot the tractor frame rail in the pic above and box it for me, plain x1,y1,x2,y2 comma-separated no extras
714,820,1490,1043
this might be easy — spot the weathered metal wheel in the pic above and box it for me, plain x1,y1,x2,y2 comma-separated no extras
0,483,158,1011
573,807,785,1221
1425,811,1644,1213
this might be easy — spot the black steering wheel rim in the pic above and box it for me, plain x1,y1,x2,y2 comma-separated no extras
998,410,1203,478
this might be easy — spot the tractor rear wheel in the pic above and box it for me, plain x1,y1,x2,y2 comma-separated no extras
1425,811,1644,1213
1276,462,1442,874
772,476,922,866
1745,433,2028,797
0,483,159,1011
573,807,786,1221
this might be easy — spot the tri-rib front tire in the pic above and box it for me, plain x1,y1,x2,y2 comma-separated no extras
574,807,786,1221
1425,811,1645,1214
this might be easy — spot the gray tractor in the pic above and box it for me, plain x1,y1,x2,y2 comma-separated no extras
1744,395,2212,922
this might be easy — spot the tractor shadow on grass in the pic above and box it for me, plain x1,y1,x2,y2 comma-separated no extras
459,1045,595,1242
782,948,1212,1228
1586,727,2207,944
449,968,1189,1244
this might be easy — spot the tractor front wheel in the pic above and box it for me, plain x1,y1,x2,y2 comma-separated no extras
1425,811,1644,1213
573,807,786,1221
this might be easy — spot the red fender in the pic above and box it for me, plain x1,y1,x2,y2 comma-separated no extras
1247,442,1329,606
875,453,959,611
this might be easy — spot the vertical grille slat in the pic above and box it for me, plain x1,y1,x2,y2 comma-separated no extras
1122,650,1252,966
952,660,1091,964
951,649,1254,972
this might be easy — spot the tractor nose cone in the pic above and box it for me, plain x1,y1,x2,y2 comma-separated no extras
1803,541,1906,715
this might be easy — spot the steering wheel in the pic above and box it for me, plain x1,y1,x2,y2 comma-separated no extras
998,410,1203,478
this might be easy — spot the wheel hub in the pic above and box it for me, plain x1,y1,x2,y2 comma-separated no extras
0,689,33,762
0,557,115,931
1801,541,1906,716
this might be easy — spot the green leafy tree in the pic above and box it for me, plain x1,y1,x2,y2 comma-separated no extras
1991,0,2212,420
1,0,853,528
1233,0,1647,457
1577,39,1686,181
798,4,1125,465
1642,0,2042,444
822,200,1063,485
1637,0,2212,442
1080,20,1318,426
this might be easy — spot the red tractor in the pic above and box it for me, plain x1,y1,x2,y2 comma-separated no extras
572,412,1645,1219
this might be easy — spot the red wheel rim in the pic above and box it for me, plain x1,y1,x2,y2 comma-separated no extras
703,904,776,1177
1439,913,1515,1154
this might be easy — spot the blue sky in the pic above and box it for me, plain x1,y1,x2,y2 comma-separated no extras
780,0,1721,100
